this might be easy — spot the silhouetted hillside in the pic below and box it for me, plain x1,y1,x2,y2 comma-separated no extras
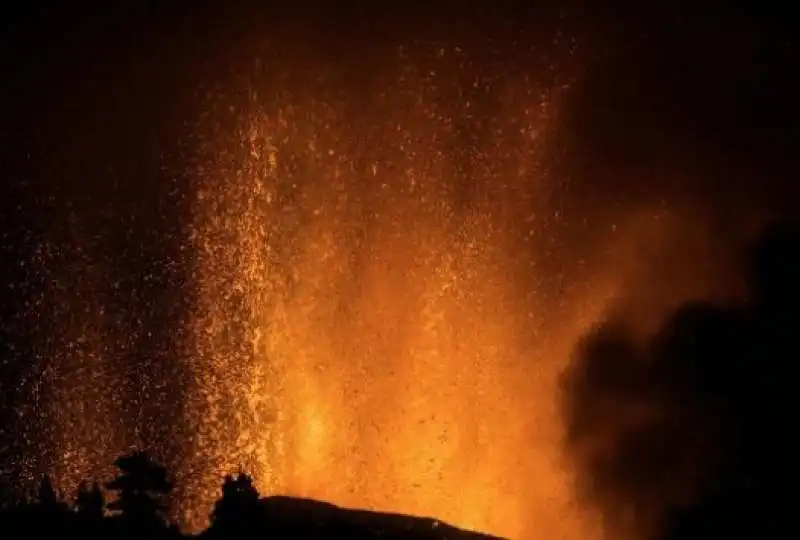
0,452,504,540
205,495,504,540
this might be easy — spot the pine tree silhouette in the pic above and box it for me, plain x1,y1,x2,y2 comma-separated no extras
75,480,105,520
36,475,58,508
105,451,172,529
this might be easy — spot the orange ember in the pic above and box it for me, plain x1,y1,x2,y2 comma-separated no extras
34,42,728,540
178,55,658,539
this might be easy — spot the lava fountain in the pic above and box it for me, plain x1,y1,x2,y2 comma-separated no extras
5,6,783,540
16,40,729,540
178,47,676,539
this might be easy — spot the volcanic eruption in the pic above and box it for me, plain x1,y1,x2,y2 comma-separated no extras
2,4,797,540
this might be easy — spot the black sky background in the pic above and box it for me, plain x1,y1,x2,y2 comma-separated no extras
1,1,799,537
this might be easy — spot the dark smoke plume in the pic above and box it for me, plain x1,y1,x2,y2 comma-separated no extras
561,220,799,538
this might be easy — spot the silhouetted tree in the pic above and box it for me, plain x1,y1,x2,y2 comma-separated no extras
208,472,262,535
105,451,172,529
212,472,259,520
75,480,105,520
23,474,71,536
36,474,58,508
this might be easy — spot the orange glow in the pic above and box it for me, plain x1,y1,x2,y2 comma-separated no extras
31,240,124,496
177,59,667,538
34,46,729,540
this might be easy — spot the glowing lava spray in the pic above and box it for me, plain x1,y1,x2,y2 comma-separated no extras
179,49,623,539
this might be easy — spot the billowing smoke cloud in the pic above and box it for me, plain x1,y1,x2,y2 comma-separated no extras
561,220,799,538
557,5,799,539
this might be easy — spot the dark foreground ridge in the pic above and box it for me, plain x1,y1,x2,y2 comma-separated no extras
222,495,505,540
0,452,504,540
